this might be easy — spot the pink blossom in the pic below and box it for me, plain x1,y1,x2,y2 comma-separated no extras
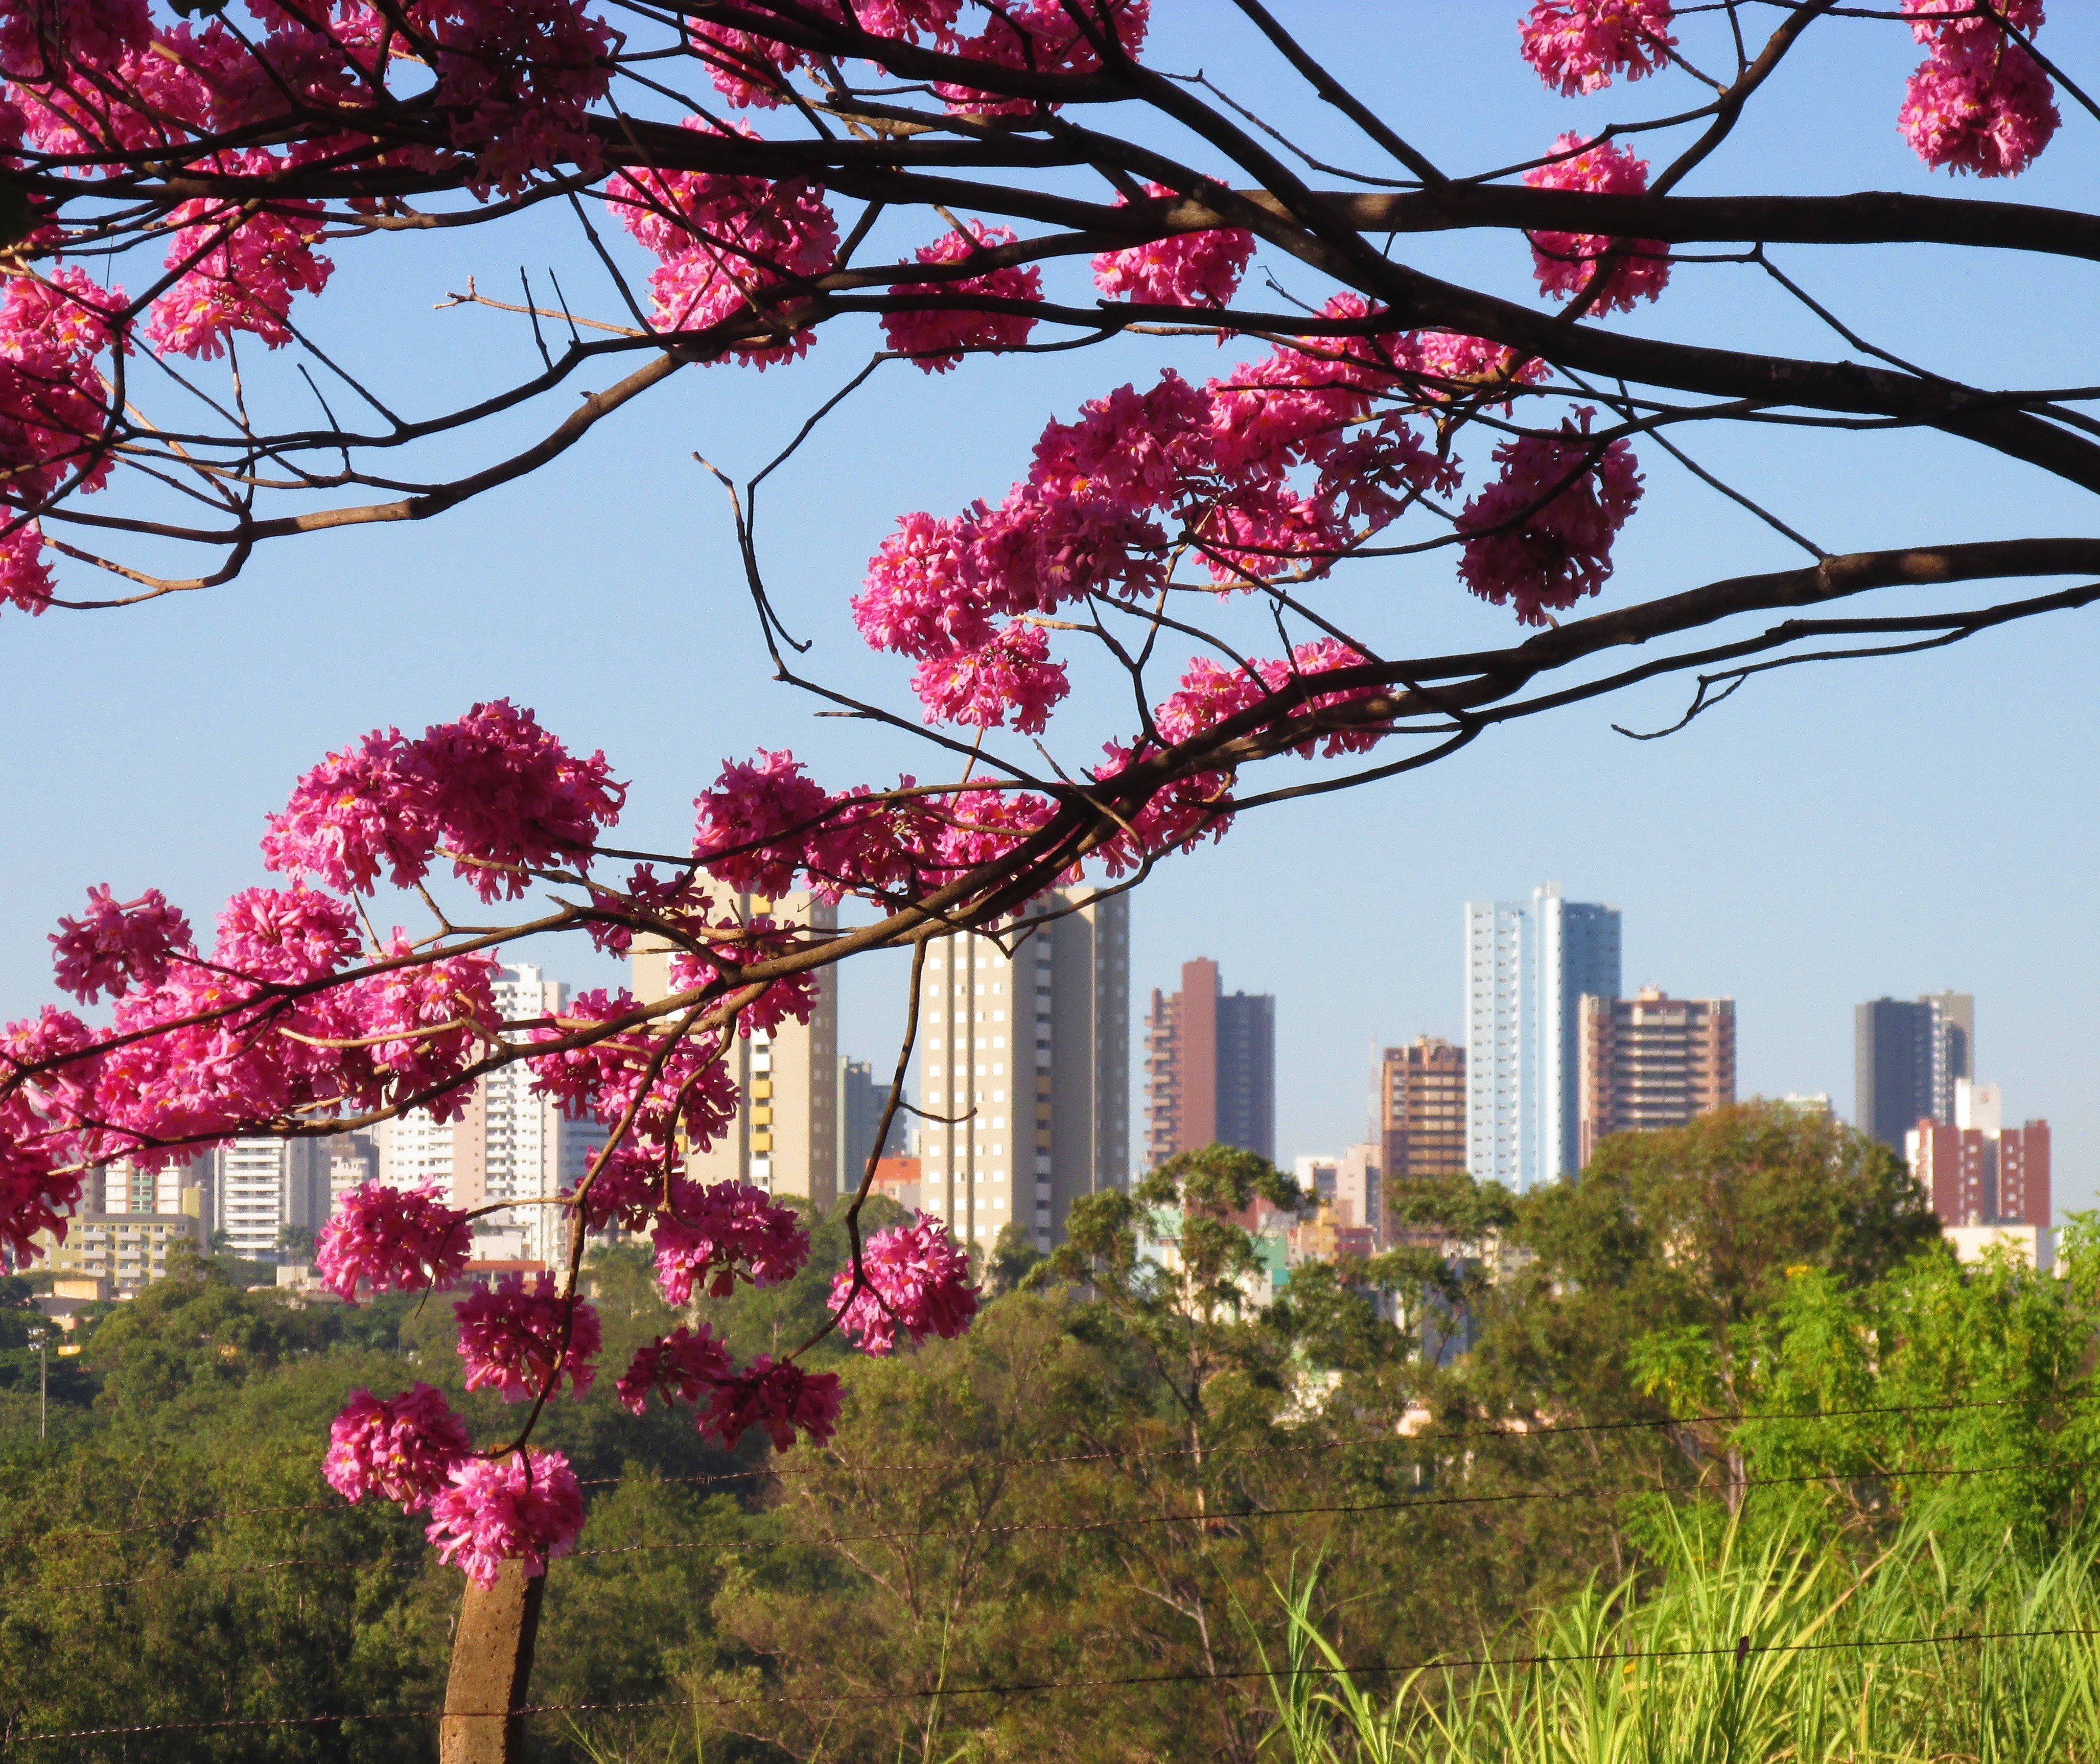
49,885,193,1004
882,221,1043,373
323,1383,474,1512
1899,31,2058,177
527,989,739,1150
1522,135,1671,312
567,1138,678,1233
0,269,128,618
829,1211,979,1354
212,885,359,985
262,702,622,900
412,699,625,900
609,117,837,363
426,0,615,198
615,1322,733,1412
426,1448,585,1586
1406,331,1548,406
651,1180,809,1304
935,0,1149,114
1456,409,1643,625
315,1180,471,1301
854,510,995,659
1152,656,1266,748
1198,478,1350,586
700,1355,843,1452
1905,0,2045,50
0,0,150,82
455,1272,601,1403
312,946,502,1119
1031,372,1211,512
259,725,427,895
916,787,1058,883
1091,183,1254,309
147,155,334,358
0,1006,97,1246
911,620,1068,734
0,522,53,616
0,1144,84,1263
691,748,835,897
1519,0,1675,96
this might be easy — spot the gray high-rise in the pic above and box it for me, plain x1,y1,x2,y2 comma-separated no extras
1855,992,1973,1150
1465,884,1622,1190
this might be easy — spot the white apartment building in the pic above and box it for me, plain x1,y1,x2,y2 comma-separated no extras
216,1135,332,1260
376,963,608,1264
916,887,1130,1252
632,893,839,1210
1465,883,1621,1191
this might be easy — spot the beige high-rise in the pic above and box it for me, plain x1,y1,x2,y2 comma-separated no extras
915,887,1129,1252
631,892,839,1211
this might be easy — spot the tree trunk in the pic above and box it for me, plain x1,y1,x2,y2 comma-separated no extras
440,1561,547,1763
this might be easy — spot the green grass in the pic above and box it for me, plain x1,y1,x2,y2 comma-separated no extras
1257,1501,2100,1763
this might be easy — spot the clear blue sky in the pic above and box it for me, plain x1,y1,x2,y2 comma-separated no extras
4,7,2095,1206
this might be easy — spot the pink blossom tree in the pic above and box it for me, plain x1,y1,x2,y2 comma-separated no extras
1,0,2097,1739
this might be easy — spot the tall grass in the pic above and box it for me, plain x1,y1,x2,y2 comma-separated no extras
1259,1500,2100,1763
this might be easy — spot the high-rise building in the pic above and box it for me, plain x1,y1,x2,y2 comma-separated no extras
1382,1036,1467,1183
328,1131,377,1208
837,1056,907,1198
1142,958,1274,1166
916,887,1129,1251
1855,992,1973,1149
632,893,839,1212
1464,884,1621,1190
377,963,609,1264
1577,988,1736,1162
217,1135,332,1261
1908,1080,2049,1228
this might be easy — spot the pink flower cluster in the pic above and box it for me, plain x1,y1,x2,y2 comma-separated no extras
262,699,624,900
882,220,1043,373
1898,0,2056,177
1091,183,1254,309
455,1273,602,1403
1457,410,1643,625
1521,136,1671,313
426,1447,586,1586
615,1321,732,1411
323,1383,474,1512
0,1006,94,1259
49,886,192,1004
931,0,1150,115
0,268,128,615
701,1355,842,1452
426,0,615,197
212,885,359,986
1519,0,1675,95
909,619,1068,734
78,933,496,1174
147,163,333,359
526,987,740,1151
829,1212,979,1354
315,1181,472,1302
608,116,837,363
652,1179,810,1304
852,302,1525,756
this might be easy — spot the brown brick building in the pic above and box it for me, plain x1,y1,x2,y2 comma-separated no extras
1577,988,1735,1165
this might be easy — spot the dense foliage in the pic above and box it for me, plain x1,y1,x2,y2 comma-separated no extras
1,1105,2091,1761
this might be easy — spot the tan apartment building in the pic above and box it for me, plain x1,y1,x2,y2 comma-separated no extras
632,892,839,1213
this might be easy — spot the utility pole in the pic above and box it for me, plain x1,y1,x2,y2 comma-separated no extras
27,1326,46,1441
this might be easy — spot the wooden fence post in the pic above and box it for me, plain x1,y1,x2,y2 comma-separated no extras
439,1560,547,1763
